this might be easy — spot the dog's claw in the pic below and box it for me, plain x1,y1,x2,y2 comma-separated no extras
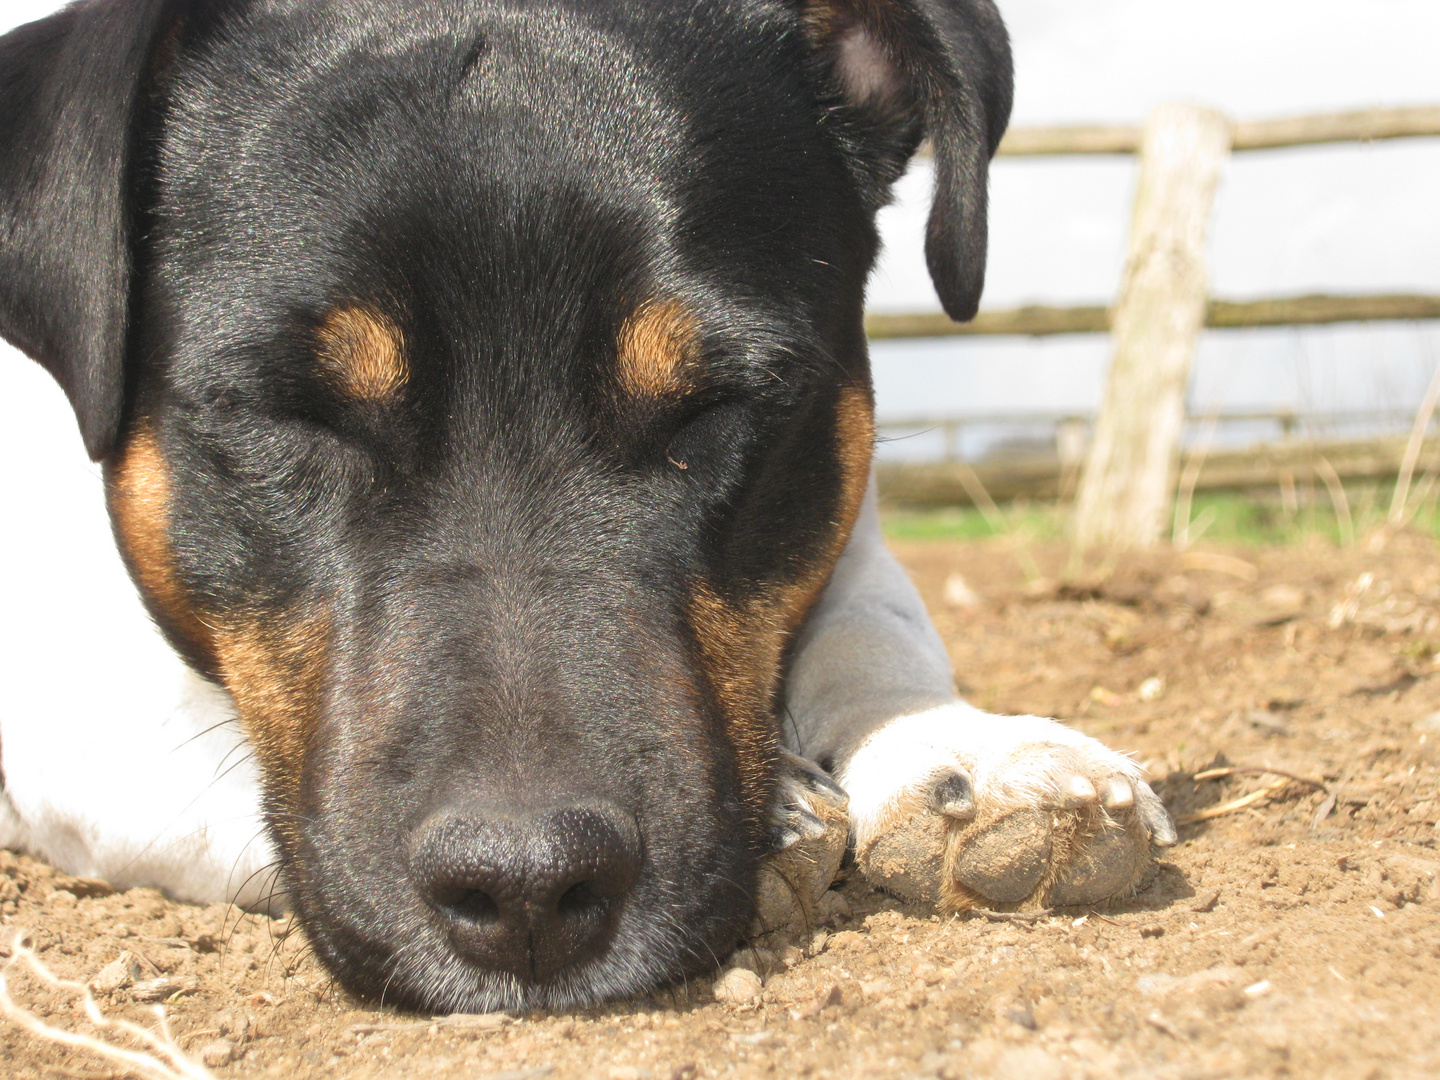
1101,775,1135,809
1060,774,1098,806
927,771,975,820
752,753,851,936
770,825,802,851
1136,781,1178,846
780,750,847,803
773,803,828,843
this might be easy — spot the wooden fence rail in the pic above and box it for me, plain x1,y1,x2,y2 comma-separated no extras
866,294,1440,340
883,103,1440,548
991,105,1440,156
875,435,1440,509
879,408,1434,460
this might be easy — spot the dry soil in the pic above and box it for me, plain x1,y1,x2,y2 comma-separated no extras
3,531,1439,1080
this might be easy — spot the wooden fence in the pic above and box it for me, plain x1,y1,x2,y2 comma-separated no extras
871,104,1440,548
874,411,1440,507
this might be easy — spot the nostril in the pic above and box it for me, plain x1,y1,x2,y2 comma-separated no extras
556,881,605,918
438,888,501,925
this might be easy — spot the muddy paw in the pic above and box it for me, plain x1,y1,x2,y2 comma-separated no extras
750,752,850,936
841,706,1176,911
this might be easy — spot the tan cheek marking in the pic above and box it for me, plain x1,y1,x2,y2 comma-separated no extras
109,429,331,831
688,584,789,820
213,610,331,822
617,299,697,398
689,385,875,820
107,427,217,668
316,306,409,403
832,383,876,532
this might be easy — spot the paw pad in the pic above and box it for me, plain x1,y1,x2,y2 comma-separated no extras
860,799,1159,911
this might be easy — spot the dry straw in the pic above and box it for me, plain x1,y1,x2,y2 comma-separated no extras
0,930,215,1080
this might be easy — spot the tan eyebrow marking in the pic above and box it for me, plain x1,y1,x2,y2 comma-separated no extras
616,298,698,398
316,305,409,403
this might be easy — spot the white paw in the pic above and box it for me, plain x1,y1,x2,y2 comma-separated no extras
838,703,1176,910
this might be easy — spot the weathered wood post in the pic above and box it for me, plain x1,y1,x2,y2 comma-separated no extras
1072,103,1232,549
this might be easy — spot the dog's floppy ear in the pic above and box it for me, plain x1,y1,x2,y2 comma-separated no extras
0,0,179,460
798,0,1013,322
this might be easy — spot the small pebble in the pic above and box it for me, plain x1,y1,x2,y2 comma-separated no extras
215,1009,251,1042
200,1039,236,1067
713,967,763,1005
90,952,141,994
1189,888,1221,913
943,573,982,609
1005,1003,1037,1031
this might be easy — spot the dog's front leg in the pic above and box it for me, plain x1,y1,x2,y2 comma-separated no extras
784,476,1176,910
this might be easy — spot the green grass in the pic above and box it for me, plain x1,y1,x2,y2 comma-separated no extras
881,481,1440,546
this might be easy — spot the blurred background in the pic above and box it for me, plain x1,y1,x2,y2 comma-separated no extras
868,0,1440,544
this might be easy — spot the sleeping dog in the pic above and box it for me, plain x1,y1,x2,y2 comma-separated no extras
0,0,1174,1011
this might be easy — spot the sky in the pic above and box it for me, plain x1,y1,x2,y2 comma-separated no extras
1,0,1437,457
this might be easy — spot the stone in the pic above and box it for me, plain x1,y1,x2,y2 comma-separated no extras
200,1039,236,1068
89,951,141,994
713,967,763,1006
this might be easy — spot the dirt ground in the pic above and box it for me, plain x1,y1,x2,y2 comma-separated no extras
4,530,1439,1080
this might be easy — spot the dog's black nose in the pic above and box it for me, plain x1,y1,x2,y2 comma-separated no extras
410,803,641,981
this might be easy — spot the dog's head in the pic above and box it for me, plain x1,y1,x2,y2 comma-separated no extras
0,0,1008,1010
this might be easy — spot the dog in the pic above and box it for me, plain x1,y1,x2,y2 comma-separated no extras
0,0,1175,1012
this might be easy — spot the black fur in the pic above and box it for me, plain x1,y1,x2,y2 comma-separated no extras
0,0,1010,1011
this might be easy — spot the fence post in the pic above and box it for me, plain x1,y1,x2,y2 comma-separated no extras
1072,103,1232,549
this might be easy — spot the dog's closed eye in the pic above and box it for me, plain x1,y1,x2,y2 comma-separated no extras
664,399,753,477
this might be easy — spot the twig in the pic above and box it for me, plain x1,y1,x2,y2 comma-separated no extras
1192,766,1326,789
350,1012,513,1036
968,908,1052,924
0,932,214,1080
1390,346,1440,525
1145,1010,1183,1038
1177,779,1293,823
1173,410,1219,548
954,464,1006,533
1314,455,1354,546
